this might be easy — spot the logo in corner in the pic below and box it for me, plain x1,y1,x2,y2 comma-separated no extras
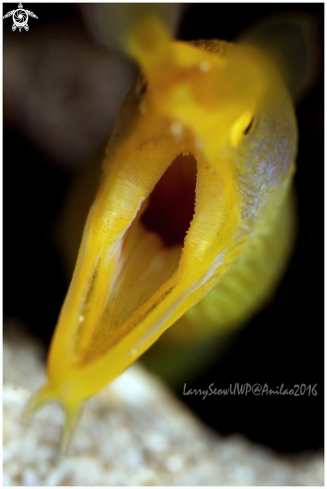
3,3,38,32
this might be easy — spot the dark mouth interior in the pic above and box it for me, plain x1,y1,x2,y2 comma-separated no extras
141,154,197,246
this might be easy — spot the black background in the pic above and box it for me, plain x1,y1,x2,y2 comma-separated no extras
4,3,324,454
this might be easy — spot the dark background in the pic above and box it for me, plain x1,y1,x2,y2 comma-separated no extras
4,3,323,454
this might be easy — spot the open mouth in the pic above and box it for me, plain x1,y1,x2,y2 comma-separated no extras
141,154,197,247
64,125,232,375
77,153,198,363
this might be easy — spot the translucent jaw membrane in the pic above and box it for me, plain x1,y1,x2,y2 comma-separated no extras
77,154,198,364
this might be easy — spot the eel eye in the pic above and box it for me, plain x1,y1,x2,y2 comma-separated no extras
243,116,254,135
135,75,148,103
230,111,255,147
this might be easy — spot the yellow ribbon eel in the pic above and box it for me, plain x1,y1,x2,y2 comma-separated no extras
24,11,316,452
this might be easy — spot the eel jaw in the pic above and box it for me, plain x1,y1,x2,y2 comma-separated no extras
43,112,239,407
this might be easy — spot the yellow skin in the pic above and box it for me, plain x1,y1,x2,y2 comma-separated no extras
26,15,298,451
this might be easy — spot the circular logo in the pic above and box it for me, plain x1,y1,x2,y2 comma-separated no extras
13,9,28,29
3,3,38,32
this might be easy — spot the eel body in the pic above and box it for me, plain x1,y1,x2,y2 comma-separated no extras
25,10,316,451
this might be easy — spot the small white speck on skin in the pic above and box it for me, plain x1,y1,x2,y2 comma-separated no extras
199,61,211,72
170,121,183,137
195,138,204,151
131,349,137,356
78,315,84,323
